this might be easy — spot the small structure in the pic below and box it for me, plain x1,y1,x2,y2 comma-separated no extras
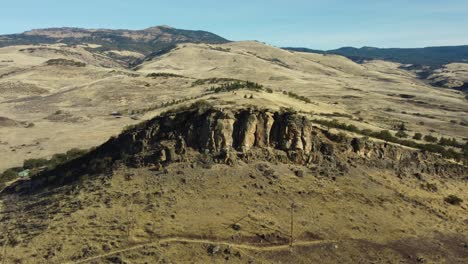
18,169,30,178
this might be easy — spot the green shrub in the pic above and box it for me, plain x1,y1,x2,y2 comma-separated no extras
286,91,311,103
146,72,184,78
45,59,86,67
423,135,438,143
372,130,395,142
395,130,409,138
310,118,466,162
396,122,406,131
23,158,49,169
413,133,422,140
1,167,21,180
207,81,264,93
438,137,461,148
326,132,348,143
361,129,373,136
444,195,463,205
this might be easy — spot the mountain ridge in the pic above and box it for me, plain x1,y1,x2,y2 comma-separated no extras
283,45,468,67
0,26,229,66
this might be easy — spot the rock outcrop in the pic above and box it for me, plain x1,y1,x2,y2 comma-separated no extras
4,106,466,193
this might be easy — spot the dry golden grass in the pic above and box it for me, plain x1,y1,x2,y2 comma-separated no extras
0,41,466,173
0,153,466,263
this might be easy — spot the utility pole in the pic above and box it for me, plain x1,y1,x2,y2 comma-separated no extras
289,202,295,252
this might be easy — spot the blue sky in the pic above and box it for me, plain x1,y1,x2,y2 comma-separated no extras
1,0,467,49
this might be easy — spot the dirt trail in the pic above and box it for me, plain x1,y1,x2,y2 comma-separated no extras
66,236,337,264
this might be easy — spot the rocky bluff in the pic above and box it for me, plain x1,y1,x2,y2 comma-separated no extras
6,106,467,193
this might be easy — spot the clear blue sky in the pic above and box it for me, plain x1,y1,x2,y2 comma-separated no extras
1,0,467,49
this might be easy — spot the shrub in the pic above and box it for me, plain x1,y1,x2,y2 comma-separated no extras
421,182,438,192
413,133,422,140
444,195,463,205
23,158,49,169
1,167,22,181
372,130,395,142
45,59,86,67
207,81,264,93
326,131,348,143
395,130,408,138
89,157,113,174
310,118,466,162
285,91,311,103
438,137,461,148
361,129,373,136
66,148,88,158
396,122,406,131
146,72,184,78
423,135,438,143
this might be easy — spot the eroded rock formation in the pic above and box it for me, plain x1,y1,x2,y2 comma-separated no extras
4,107,466,193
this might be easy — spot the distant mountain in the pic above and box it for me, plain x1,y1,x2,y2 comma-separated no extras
284,46,468,67
0,26,229,64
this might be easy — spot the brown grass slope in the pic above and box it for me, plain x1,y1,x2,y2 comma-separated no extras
0,106,466,263
0,41,466,175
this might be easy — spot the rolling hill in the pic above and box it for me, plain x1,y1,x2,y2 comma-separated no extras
284,46,468,67
0,26,467,264
0,26,229,66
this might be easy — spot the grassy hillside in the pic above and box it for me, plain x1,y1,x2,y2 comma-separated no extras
0,26,229,64
284,46,468,67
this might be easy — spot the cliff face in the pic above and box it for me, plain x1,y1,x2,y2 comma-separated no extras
111,108,464,175
5,108,466,193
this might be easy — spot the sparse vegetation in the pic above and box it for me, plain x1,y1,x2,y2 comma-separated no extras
395,130,409,138
438,137,462,148
282,91,311,103
311,118,467,161
413,133,423,140
444,195,463,205
146,72,185,78
45,58,86,67
0,148,88,187
192,78,243,87
208,46,231,52
0,167,22,187
423,135,438,143
159,100,214,116
319,112,353,118
207,81,264,93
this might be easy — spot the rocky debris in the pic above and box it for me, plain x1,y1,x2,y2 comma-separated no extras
5,107,466,193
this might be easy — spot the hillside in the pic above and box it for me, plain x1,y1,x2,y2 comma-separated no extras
0,25,467,264
0,40,467,173
1,105,467,263
0,26,229,66
284,46,468,67
285,46,468,91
